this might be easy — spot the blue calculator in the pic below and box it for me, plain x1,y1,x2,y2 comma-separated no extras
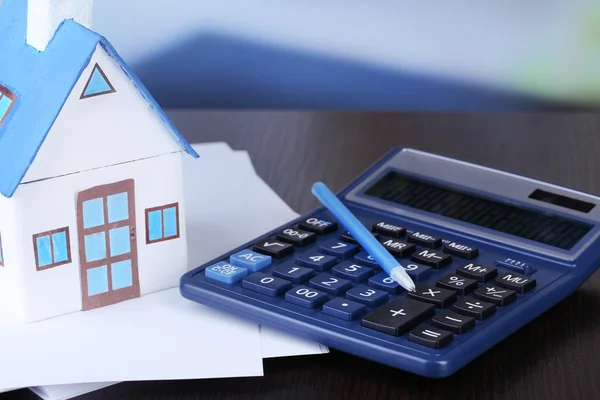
180,148,600,378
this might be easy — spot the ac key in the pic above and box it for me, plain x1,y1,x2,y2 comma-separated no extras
407,284,457,308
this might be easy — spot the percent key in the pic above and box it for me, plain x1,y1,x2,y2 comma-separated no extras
436,274,478,295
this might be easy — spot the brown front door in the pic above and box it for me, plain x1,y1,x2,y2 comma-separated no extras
76,179,140,311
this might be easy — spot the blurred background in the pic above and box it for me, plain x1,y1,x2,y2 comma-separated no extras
91,0,600,111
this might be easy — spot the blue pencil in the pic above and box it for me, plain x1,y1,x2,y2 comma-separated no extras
311,182,416,292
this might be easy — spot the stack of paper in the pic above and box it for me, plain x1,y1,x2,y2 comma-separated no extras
0,142,327,400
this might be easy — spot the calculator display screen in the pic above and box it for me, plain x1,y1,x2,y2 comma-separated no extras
364,171,593,250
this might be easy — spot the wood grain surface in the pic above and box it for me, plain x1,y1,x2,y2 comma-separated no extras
3,111,600,400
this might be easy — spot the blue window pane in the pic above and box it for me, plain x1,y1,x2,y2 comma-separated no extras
84,232,106,262
83,198,104,228
0,95,12,120
107,192,129,223
87,265,109,295
111,260,133,290
52,231,69,263
109,226,131,256
36,235,52,267
82,66,114,97
147,210,162,241
163,207,178,237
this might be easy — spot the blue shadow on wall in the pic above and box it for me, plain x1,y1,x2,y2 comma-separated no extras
131,33,568,111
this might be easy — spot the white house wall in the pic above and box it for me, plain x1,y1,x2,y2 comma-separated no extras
10,151,187,323
21,43,182,184
0,194,28,319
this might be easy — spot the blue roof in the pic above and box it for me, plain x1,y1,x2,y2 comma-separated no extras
0,0,198,198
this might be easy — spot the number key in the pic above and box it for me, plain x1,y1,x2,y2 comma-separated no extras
309,273,352,296
331,261,373,282
341,230,380,244
368,272,401,294
285,285,329,309
253,238,295,259
295,254,338,272
241,272,292,297
272,265,314,283
400,262,432,280
346,285,389,307
353,251,380,268
319,239,359,259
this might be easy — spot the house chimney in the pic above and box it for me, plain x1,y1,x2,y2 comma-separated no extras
27,0,94,51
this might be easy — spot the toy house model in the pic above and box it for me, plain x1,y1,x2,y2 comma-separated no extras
0,0,199,323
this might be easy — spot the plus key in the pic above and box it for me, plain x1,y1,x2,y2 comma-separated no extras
361,297,435,336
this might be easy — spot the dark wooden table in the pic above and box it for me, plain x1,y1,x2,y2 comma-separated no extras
4,111,600,399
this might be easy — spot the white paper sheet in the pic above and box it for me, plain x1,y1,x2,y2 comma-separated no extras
22,142,327,399
0,288,263,388
260,326,328,359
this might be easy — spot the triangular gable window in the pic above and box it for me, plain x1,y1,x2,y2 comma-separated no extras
0,84,16,128
80,63,116,99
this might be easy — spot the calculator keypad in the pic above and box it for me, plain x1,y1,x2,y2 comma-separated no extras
200,214,543,352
